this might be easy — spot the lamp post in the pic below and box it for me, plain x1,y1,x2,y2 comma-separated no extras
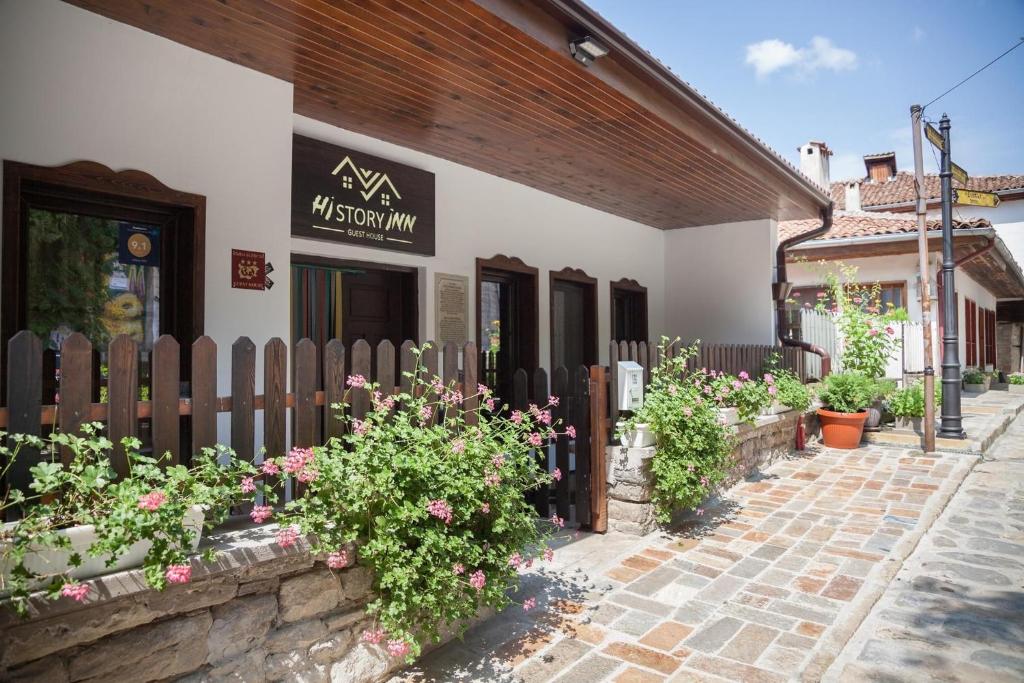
938,114,964,438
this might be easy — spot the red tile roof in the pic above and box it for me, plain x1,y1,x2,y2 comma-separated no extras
779,211,992,243
830,172,1024,209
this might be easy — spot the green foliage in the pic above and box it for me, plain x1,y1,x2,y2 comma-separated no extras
962,368,986,384
764,355,811,413
1009,373,1024,385
712,372,771,422
1,424,258,615
887,381,941,418
269,346,556,660
620,339,736,524
818,372,877,414
816,267,904,379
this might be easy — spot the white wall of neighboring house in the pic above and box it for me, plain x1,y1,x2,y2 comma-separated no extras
926,200,1024,271
663,219,778,345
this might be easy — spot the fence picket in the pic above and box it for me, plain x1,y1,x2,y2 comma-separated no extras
264,337,287,465
231,337,256,466
377,339,396,397
323,339,346,441
421,342,439,424
191,337,217,454
638,341,649,385
463,341,478,425
58,334,92,463
608,341,620,418
552,366,570,521
442,341,459,389
294,339,317,448
350,340,372,420
531,368,549,519
151,335,180,464
108,334,138,477
5,331,42,505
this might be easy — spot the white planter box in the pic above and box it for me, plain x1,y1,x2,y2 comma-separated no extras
761,402,792,416
964,383,985,393
617,421,655,448
1009,384,1024,395
894,416,923,432
2,505,204,591
718,407,741,426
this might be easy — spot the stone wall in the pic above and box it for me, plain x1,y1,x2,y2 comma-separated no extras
606,410,812,536
0,529,413,683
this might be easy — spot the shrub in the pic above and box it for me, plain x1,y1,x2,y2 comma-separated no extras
266,346,558,659
1,425,258,615
763,356,811,413
888,382,942,418
1009,373,1024,385
817,268,903,379
962,368,986,384
818,372,876,414
712,372,771,422
619,339,735,523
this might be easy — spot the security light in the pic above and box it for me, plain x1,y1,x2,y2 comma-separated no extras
569,36,608,66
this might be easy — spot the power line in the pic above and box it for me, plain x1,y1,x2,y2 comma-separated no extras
923,37,1024,111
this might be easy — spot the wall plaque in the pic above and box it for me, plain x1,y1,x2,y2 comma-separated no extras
435,273,469,345
292,134,435,256
231,249,266,290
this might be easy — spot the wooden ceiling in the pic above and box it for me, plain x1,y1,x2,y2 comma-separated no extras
66,0,830,229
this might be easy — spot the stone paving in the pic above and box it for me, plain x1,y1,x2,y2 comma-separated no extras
825,412,1024,682
393,436,982,682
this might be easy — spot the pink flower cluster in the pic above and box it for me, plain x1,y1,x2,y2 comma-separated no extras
327,549,349,569
477,383,491,397
485,473,501,487
443,389,464,405
427,499,454,525
508,552,523,569
548,395,560,406
284,447,314,474
452,439,466,455
346,374,367,388
137,490,167,512
528,432,543,447
61,582,90,603
250,505,273,524
552,467,562,482
523,597,537,611
469,570,486,591
491,454,505,468
362,627,386,644
352,419,369,436
276,525,300,548
511,410,524,425
419,405,433,423
387,639,411,658
480,502,490,514
165,564,192,584
240,476,256,494
550,513,565,529
453,562,465,575
566,425,576,439
261,460,281,476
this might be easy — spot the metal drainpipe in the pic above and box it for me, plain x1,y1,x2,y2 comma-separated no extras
775,204,834,377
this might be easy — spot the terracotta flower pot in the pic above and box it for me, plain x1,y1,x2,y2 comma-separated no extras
817,408,868,449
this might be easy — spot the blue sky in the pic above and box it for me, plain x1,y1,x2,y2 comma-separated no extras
587,0,1024,181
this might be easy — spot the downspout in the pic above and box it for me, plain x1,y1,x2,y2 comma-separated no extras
775,204,834,377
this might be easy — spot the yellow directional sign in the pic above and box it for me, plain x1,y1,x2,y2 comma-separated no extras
953,189,1000,208
925,123,943,150
951,162,969,185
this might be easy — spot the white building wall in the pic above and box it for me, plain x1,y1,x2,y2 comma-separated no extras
926,200,1024,273
663,219,777,345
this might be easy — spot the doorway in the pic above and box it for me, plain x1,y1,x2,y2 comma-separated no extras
290,256,418,377
610,278,648,344
550,268,597,370
477,255,538,402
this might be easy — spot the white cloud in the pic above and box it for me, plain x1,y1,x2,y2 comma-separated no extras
745,36,858,79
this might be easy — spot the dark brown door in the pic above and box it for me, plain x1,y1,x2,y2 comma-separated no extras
342,269,415,352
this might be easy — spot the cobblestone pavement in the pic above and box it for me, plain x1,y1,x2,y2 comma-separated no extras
394,437,981,683
825,414,1024,682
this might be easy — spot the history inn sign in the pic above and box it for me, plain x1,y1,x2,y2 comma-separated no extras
292,134,436,256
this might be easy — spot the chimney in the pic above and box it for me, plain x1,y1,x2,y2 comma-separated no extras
845,180,862,212
863,152,897,183
798,141,832,190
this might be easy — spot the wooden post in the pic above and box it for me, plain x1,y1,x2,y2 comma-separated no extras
589,364,608,533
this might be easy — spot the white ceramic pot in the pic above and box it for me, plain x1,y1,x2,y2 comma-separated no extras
617,421,656,448
2,505,204,591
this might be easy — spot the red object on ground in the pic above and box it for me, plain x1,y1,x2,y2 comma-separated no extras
796,415,805,450
817,408,868,449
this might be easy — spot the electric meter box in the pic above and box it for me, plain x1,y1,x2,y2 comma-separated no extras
617,361,645,411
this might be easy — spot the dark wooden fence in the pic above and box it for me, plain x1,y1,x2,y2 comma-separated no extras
1,330,604,529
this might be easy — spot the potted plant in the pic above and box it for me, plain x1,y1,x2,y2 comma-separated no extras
712,371,771,424
887,381,941,432
816,371,877,448
617,419,656,448
963,369,986,393
1008,372,1024,394
1,425,258,614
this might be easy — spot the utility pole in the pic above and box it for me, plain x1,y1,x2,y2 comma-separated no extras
910,105,936,453
938,114,965,438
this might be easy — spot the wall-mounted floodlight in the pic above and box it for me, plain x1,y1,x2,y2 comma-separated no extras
569,36,608,66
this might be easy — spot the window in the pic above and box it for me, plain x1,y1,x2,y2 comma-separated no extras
965,298,977,367
610,279,648,344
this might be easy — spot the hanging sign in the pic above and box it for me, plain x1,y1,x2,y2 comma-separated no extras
951,162,969,185
291,134,435,256
231,249,266,290
953,189,1000,208
118,223,160,267
924,123,943,150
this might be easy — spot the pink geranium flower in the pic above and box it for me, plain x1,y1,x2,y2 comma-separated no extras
485,473,501,487
738,371,749,380
452,439,466,454
768,385,778,396
352,419,369,436
284,447,314,474
480,502,490,514
240,476,256,494
362,627,386,644
550,514,565,529
511,410,524,424
528,432,543,447
419,405,433,422
552,467,562,482
250,505,273,524
566,425,576,438
427,499,454,525
276,525,300,548
523,597,537,611
387,639,411,658
548,395,559,406
137,491,167,512
543,547,554,562
61,582,90,602
469,570,486,591
346,374,366,388
165,564,192,584
491,454,505,468
327,549,349,569
261,460,281,476
508,552,523,569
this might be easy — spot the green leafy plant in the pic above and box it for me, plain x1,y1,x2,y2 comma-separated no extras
887,381,942,418
265,346,558,660
1,424,259,616
764,355,811,413
962,369,986,384
710,371,772,423
818,372,876,414
619,339,735,524
1008,373,1024,385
